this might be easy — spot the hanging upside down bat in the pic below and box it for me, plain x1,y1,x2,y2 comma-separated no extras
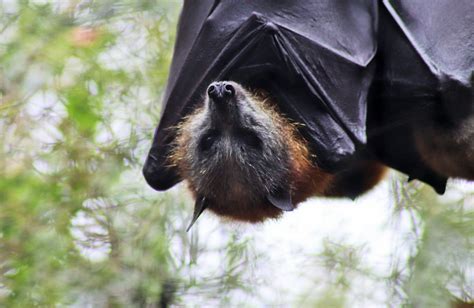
170,81,386,228
143,0,473,228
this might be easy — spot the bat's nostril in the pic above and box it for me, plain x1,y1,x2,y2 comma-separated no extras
207,84,217,97
208,82,234,101
224,83,235,97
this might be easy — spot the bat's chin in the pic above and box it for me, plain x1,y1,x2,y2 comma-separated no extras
196,171,264,201
190,173,284,223
206,197,283,223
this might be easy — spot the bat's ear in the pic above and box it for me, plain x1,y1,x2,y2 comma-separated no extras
186,195,208,232
267,187,294,211
142,151,182,191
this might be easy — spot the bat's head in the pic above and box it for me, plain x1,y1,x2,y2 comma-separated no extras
172,81,298,227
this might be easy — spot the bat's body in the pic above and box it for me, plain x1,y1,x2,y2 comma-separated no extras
171,82,386,223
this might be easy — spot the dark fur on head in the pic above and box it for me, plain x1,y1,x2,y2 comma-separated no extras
171,81,386,225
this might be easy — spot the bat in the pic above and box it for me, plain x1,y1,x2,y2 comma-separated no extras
143,0,473,205
170,81,386,228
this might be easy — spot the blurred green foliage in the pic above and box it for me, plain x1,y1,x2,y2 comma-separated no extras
0,1,472,307
389,182,474,307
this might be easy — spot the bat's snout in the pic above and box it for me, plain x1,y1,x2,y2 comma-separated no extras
207,81,235,102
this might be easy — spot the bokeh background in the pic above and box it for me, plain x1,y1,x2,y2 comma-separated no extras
0,1,473,307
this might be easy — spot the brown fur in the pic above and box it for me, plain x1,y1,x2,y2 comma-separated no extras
414,117,474,180
325,161,388,198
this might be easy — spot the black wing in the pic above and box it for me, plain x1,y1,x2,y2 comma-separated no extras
143,0,378,191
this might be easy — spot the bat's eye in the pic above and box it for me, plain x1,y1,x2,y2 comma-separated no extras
237,130,262,149
199,131,218,151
